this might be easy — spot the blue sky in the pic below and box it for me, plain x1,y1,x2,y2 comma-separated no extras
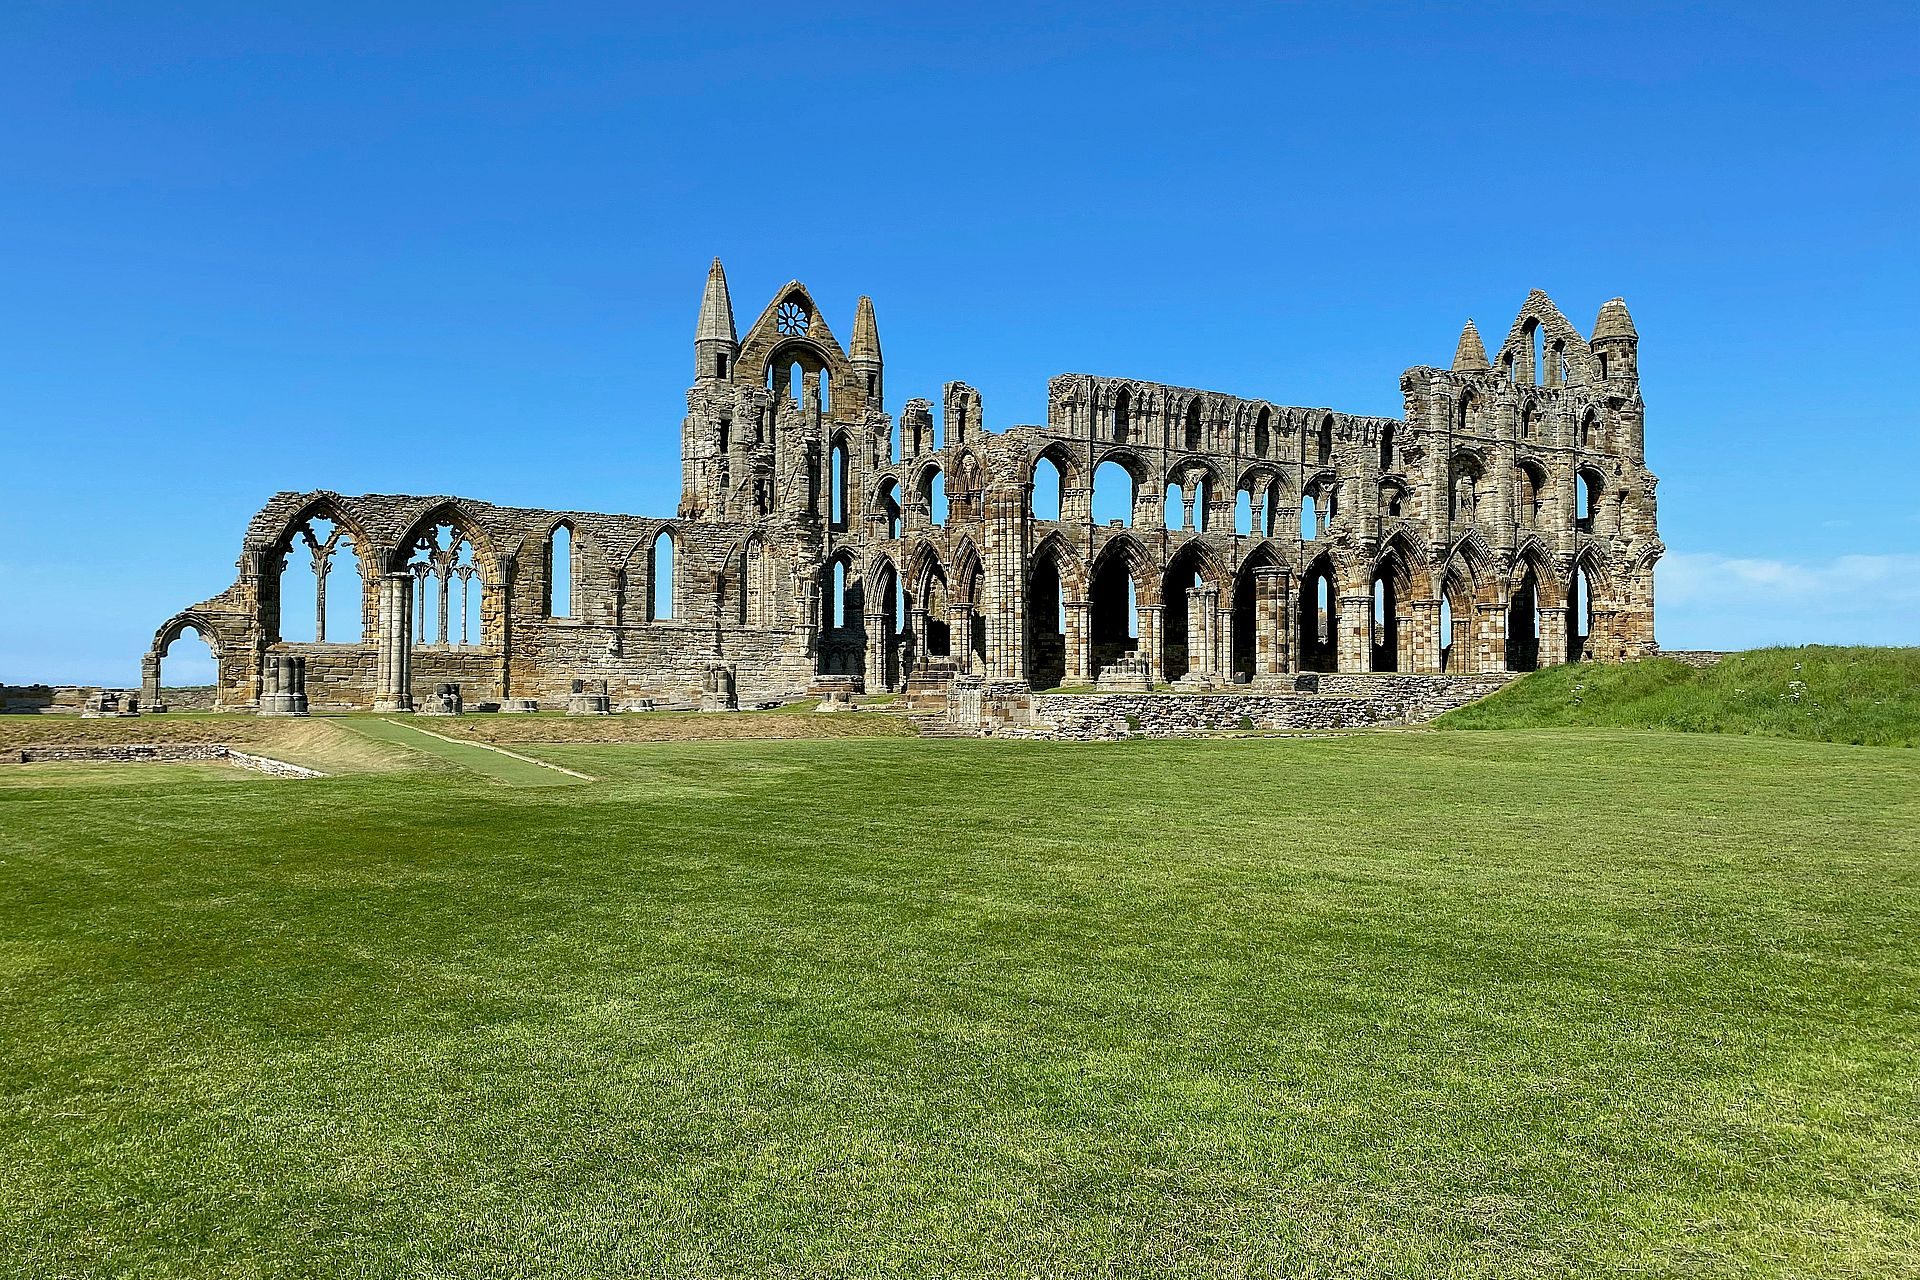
2,2,1916,684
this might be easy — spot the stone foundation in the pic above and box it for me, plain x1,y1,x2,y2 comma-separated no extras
7,743,324,777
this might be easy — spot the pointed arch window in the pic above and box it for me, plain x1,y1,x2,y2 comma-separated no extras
276,514,364,644
651,530,676,621
405,521,483,648
546,523,574,619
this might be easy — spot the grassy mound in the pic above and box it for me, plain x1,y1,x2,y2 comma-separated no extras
1439,646,1920,747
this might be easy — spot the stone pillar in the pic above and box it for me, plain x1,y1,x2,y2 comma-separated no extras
259,653,309,716
1538,605,1569,667
140,652,163,712
1476,601,1508,674
981,483,1030,681
374,573,414,712
313,552,331,644
1140,605,1164,685
1065,601,1091,684
1395,609,1416,673
1337,591,1372,673
951,605,976,674
1275,569,1294,674
864,611,889,692
909,607,928,682
1410,599,1443,673
1199,585,1221,678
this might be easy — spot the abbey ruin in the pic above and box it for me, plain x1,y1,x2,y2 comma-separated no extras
144,264,1661,712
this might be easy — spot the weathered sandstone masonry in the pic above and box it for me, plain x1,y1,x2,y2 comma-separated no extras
148,265,1660,711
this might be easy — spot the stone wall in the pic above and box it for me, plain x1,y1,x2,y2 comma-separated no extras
1659,650,1728,668
7,743,324,777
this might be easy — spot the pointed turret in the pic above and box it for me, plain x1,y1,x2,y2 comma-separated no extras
694,258,738,382
1590,297,1638,383
849,295,882,407
1452,319,1490,373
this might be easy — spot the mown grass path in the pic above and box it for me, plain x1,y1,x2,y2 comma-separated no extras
1,731,1915,1277
338,716,591,785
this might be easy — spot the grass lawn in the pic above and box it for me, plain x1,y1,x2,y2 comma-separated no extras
2,730,1916,1277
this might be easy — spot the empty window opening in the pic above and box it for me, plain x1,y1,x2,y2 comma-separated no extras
875,479,902,539
1316,417,1333,466
276,515,364,644
926,470,948,526
1092,460,1136,526
1184,401,1203,451
1235,488,1253,535
547,524,574,618
1112,387,1131,443
651,531,675,621
830,441,849,529
1253,408,1271,457
1379,422,1395,471
1165,480,1187,531
1578,471,1602,532
1032,456,1066,522
405,521,481,648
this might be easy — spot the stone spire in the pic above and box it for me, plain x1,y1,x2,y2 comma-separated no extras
694,258,738,382
695,258,737,345
1592,297,1637,342
850,296,881,363
849,295,883,407
1452,319,1490,373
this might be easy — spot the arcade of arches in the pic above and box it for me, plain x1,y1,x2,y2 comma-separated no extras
149,269,1660,709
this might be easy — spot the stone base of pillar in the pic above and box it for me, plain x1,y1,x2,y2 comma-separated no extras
257,693,309,717
373,697,415,713
500,698,540,713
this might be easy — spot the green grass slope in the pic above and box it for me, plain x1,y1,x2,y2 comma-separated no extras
1439,646,1920,747
3,732,1918,1277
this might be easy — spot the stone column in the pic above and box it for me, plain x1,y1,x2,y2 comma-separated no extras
981,483,1030,681
1337,589,1372,673
374,573,414,711
141,652,163,711
1200,585,1221,678
1476,600,1508,674
1065,601,1091,684
313,552,331,644
1140,604,1164,685
1395,609,1416,672
864,611,889,692
1538,605,1569,667
1410,599,1443,673
909,607,928,681
1252,569,1282,677
951,605,975,674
